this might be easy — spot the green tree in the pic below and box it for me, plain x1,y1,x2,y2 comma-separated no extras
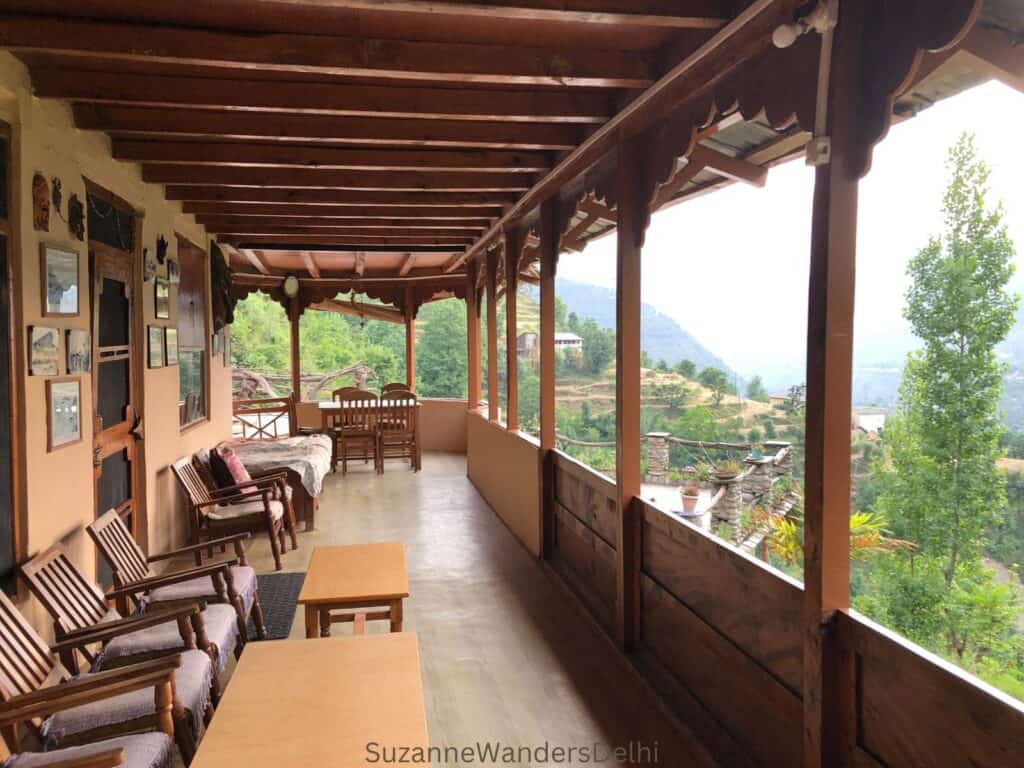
675,359,697,378
415,298,468,398
746,375,769,402
698,367,731,406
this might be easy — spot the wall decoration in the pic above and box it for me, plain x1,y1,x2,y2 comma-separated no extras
46,378,82,451
167,258,180,285
156,235,168,264
66,329,91,374
51,177,63,219
29,326,60,376
148,325,164,368
165,327,179,366
40,244,80,317
32,173,50,231
210,242,236,332
143,247,157,282
154,278,170,319
67,194,85,241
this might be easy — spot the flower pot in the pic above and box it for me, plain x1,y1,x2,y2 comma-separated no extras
713,472,739,482
680,493,699,514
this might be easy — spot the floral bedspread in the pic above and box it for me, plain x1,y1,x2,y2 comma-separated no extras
228,434,332,497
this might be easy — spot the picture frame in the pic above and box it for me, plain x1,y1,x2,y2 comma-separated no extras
165,327,179,366
46,377,82,451
66,329,91,374
40,244,80,317
148,325,165,368
154,278,170,319
28,326,60,376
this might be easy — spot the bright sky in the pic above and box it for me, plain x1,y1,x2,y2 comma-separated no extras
558,80,1024,379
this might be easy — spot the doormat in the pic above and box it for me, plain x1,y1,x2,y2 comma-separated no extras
248,571,305,640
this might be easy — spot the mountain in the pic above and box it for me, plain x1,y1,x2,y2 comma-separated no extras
552,278,739,377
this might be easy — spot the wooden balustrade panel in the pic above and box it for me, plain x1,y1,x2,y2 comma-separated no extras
845,611,1024,768
550,502,617,632
640,574,802,768
552,451,617,547
640,501,803,693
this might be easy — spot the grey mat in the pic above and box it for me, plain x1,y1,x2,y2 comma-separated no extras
248,572,305,640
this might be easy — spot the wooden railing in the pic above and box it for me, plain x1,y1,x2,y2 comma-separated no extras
231,395,296,440
543,453,1024,768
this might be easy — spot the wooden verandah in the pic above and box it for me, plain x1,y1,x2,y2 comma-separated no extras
4,1,1023,765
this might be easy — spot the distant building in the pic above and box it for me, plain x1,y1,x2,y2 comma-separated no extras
554,332,584,351
518,331,583,361
853,407,888,433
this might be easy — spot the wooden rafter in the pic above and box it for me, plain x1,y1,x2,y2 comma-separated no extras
1,15,655,89
399,254,417,276
354,253,367,277
310,297,404,324
30,70,612,123
222,234,475,247
209,225,485,239
302,252,321,279
168,188,516,206
241,248,269,275
197,217,488,232
184,203,500,220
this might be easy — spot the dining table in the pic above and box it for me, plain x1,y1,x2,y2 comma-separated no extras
318,398,422,470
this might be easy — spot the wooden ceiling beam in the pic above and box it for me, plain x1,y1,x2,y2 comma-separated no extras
112,141,550,172
184,202,499,220
354,253,367,278
399,254,417,277
692,145,767,187
241,248,270,275
302,251,321,279
143,166,533,191
578,198,617,222
0,15,653,88
73,105,580,151
31,70,612,123
167,187,516,206
196,216,488,231
221,235,475,247
310,298,405,325
211,226,484,238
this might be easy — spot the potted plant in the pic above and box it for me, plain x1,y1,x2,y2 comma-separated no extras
679,482,700,515
713,459,742,481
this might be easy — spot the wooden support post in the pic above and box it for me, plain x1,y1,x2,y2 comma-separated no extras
504,227,523,432
486,249,499,422
803,6,857,767
539,197,559,559
288,297,302,401
615,140,645,652
404,287,416,392
466,261,482,409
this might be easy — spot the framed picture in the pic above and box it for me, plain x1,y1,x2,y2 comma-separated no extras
66,329,91,374
165,327,179,366
148,325,164,368
154,278,171,320
46,378,82,451
40,244,80,317
29,326,60,376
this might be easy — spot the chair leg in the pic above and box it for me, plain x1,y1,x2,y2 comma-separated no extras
251,594,268,640
278,523,287,555
267,518,283,570
232,593,249,645
284,494,299,549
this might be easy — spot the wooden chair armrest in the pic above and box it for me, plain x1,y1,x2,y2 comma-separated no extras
195,489,270,509
0,656,180,726
247,469,290,481
52,605,200,650
39,748,126,768
110,562,235,595
208,476,284,496
146,533,251,562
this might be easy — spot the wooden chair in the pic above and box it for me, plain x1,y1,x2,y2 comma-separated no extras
0,590,204,763
20,547,238,703
331,386,362,401
326,391,380,474
381,382,410,395
87,510,267,642
171,457,295,571
231,394,296,440
378,391,420,473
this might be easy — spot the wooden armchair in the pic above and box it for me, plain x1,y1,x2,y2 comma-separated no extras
88,510,267,642
379,391,420,472
0,590,203,763
20,547,240,702
326,390,379,474
171,457,295,571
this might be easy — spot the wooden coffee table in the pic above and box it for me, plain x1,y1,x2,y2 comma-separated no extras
298,543,409,638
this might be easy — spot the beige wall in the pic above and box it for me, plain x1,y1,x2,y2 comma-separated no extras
466,412,541,556
0,53,232,611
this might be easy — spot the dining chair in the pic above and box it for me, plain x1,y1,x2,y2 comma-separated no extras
87,510,267,642
330,386,362,401
378,390,420,473
171,456,295,571
0,590,207,763
326,391,380,474
380,382,410,395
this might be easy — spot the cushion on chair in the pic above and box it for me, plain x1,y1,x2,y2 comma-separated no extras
207,497,284,522
211,446,257,495
98,604,240,673
8,732,173,768
43,650,213,751
146,565,258,613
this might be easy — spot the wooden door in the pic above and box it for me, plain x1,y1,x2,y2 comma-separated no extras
90,241,139,584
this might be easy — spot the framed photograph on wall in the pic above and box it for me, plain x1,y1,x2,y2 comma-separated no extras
65,329,91,374
165,327,179,366
154,278,171,320
40,244,80,317
28,325,60,376
148,325,164,368
46,377,82,451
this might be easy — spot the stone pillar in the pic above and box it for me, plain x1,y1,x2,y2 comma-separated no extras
765,441,793,478
744,458,773,497
644,432,670,484
712,478,742,528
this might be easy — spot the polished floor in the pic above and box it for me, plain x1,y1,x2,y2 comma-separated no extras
220,453,717,766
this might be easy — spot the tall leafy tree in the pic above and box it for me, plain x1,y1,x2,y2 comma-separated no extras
415,298,468,398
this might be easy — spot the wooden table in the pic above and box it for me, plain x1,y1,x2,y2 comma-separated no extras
298,543,410,638
319,399,422,471
191,634,430,768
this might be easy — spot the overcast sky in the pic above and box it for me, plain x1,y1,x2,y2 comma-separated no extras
557,80,1024,378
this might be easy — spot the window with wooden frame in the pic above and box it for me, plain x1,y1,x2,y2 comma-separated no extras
176,236,210,428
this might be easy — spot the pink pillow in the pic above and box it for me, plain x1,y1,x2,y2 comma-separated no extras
214,446,257,495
